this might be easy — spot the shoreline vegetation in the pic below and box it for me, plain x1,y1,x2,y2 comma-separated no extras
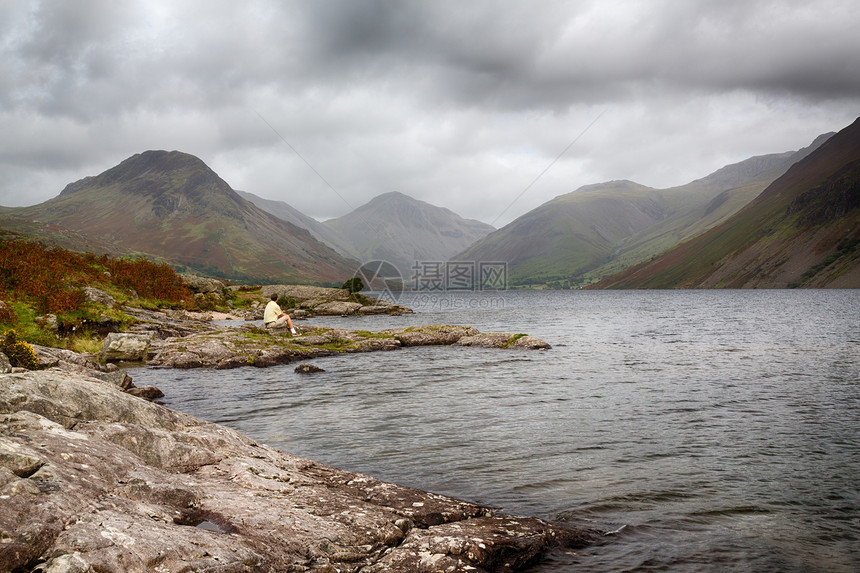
1,240,589,571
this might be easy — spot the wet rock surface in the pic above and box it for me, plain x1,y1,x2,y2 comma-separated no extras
0,369,593,572
295,362,326,373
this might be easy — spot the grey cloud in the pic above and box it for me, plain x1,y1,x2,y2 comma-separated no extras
269,0,860,117
1,0,858,222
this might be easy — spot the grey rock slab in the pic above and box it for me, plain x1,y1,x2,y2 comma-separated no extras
100,333,151,362
0,368,591,572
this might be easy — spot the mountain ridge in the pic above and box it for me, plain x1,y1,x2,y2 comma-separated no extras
319,191,496,279
0,150,358,284
235,190,354,259
589,118,860,289
453,133,833,288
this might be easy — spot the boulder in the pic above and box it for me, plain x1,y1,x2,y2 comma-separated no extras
180,275,228,296
513,335,553,350
32,344,104,373
358,302,408,315
88,369,135,390
348,338,402,353
82,286,116,307
159,352,207,369
393,325,480,346
393,330,441,346
457,332,514,348
0,352,11,374
295,363,325,374
457,333,553,350
289,308,312,320
125,386,165,401
100,333,151,362
37,314,59,333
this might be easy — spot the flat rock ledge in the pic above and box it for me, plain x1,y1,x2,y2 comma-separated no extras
148,325,551,370
0,369,593,572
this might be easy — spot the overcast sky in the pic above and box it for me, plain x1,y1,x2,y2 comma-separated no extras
2,0,859,226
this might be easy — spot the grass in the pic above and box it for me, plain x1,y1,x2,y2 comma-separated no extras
502,333,528,348
69,337,104,355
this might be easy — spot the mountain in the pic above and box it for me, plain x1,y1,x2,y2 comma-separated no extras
319,192,496,280
235,190,352,258
0,151,358,283
590,118,860,289
453,134,832,288
455,180,669,287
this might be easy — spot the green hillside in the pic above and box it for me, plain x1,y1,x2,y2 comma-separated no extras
454,136,830,288
462,181,668,286
591,118,860,289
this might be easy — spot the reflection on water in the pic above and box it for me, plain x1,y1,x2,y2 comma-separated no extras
130,290,860,572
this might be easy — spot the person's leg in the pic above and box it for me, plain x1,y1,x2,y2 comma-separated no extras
269,314,297,335
266,315,287,332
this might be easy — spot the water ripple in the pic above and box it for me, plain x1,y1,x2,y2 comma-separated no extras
130,289,860,572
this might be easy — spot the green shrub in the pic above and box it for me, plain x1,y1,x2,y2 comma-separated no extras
194,292,219,311
341,277,364,293
277,295,297,309
2,329,39,369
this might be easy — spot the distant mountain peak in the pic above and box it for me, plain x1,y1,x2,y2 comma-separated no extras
9,150,358,283
363,191,428,208
60,150,221,198
322,191,495,276
373,191,410,200
122,149,203,169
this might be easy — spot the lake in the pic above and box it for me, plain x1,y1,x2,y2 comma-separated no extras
129,289,860,571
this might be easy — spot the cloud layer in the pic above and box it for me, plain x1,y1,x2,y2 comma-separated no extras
2,0,859,225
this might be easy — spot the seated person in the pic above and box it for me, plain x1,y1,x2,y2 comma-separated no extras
264,293,297,335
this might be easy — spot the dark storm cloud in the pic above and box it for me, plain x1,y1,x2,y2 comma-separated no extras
1,0,858,221
290,0,860,107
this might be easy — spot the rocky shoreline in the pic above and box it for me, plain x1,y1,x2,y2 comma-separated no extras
1,369,593,572
145,322,551,370
1,287,595,572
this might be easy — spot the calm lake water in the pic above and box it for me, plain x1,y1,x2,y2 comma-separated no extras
130,290,860,572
